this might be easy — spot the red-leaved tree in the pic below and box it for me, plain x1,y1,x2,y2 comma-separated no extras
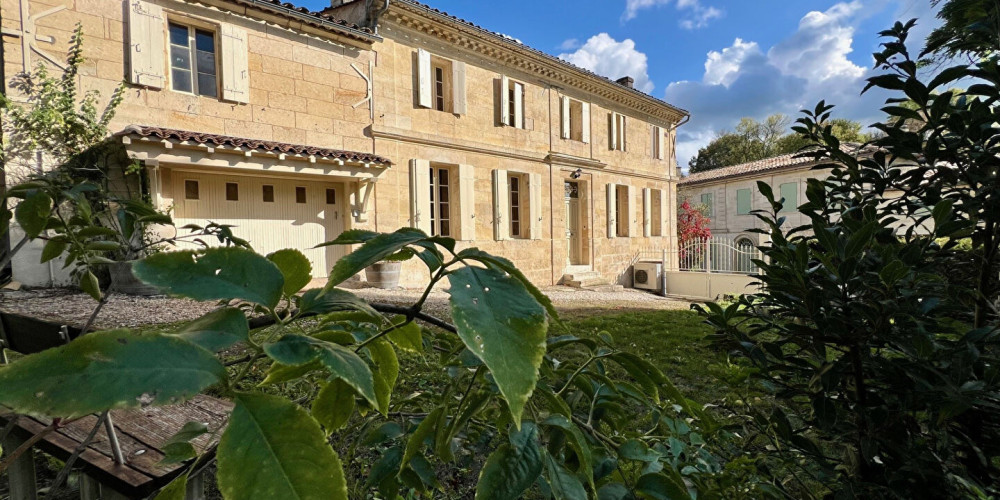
678,199,711,264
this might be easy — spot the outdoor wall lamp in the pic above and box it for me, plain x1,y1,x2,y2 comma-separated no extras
570,168,583,179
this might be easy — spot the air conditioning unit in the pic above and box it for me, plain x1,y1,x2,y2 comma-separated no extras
633,262,662,291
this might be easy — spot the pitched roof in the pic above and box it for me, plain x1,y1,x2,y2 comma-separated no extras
387,0,689,120
212,0,378,41
116,125,392,165
678,144,872,186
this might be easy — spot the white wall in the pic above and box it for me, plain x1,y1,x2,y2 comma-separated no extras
9,225,75,288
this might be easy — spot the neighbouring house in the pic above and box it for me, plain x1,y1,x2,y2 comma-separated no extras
2,0,688,289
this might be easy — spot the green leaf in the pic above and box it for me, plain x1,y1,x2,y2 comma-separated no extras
620,439,661,462
537,385,573,419
386,315,423,353
79,270,101,300
597,484,629,500
176,307,248,352
40,238,68,263
323,228,428,287
218,393,347,500
315,229,380,247
475,423,543,500
543,449,587,500
299,288,379,317
363,422,405,446
14,191,52,238
268,249,313,297
635,473,690,500
367,339,399,415
457,249,563,328
85,241,121,252
260,360,322,386
152,474,189,500
401,407,444,473
264,335,378,408
159,442,197,466
133,248,284,310
0,330,223,418
447,266,548,426
542,415,593,490
366,446,403,489
312,379,356,433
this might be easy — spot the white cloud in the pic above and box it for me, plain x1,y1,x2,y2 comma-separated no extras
559,38,581,51
664,1,916,171
622,0,723,30
559,33,655,93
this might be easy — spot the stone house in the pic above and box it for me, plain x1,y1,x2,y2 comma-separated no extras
2,0,688,288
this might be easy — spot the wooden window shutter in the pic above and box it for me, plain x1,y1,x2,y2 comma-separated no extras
606,183,617,239
627,185,637,237
581,102,591,143
657,127,666,160
492,169,510,240
513,82,524,129
458,164,475,240
529,173,542,240
609,113,618,150
452,61,467,115
560,97,570,139
500,75,511,126
659,188,668,237
409,160,432,234
621,115,627,151
643,188,652,237
127,0,166,88
220,24,249,104
417,49,432,108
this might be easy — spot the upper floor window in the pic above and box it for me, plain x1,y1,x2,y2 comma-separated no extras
429,166,452,237
417,49,466,114
560,96,591,143
652,125,666,160
609,112,626,151
499,76,526,128
700,193,714,217
169,22,218,98
736,188,752,215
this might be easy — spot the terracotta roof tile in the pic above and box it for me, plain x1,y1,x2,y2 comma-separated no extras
223,0,377,39
117,125,392,165
679,144,872,186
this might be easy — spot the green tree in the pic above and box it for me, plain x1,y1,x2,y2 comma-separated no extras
926,0,999,61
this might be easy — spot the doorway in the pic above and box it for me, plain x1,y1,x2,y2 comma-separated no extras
564,181,583,265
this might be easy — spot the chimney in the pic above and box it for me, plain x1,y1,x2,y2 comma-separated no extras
616,76,634,89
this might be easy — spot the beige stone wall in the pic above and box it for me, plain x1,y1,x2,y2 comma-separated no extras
1,0,376,152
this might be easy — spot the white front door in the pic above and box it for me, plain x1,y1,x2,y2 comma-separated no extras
564,181,582,265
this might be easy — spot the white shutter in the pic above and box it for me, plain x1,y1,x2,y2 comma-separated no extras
500,75,511,126
643,188,652,237
410,160,431,234
417,48,432,108
621,115,627,152
659,188,668,237
581,102,591,143
627,185,637,237
560,97,570,139
452,61,467,115
458,164,475,240
492,169,510,240
607,183,617,239
127,0,165,88
657,127,666,160
529,173,542,240
220,24,249,103
513,82,524,129
609,113,618,150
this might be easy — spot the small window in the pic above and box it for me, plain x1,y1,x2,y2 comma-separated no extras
736,188,752,215
184,180,199,200
503,79,526,128
429,167,452,236
225,182,239,201
169,22,218,98
326,188,337,205
779,182,798,212
700,193,714,217
616,185,629,237
610,112,626,151
262,185,274,202
434,66,445,111
295,187,307,204
509,175,522,238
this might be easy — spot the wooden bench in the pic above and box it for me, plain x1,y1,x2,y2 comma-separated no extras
0,312,232,500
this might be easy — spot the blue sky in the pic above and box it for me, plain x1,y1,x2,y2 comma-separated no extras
300,0,940,168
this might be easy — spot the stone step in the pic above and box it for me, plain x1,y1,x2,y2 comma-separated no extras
561,271,601,283
583,284,624,293
567,277,611,288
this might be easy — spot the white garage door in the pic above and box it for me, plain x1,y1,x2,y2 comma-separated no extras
171,171,347,278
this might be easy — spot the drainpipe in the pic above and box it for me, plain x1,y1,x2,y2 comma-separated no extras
0,31,10,285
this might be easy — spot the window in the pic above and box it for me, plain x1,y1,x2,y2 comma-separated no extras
262,185,274,202
326,188,337,205
652,125,665,160
434,66,445,111
169,22,217,97
295,187,307,204
569,100,584,141
429,167,451,236
736,188,752,215
650,189,663,237
561,97,590,142
779,182,798,212
501,77,526,128
184,180,199,200
225,182,239,201
509,174,522,238
700,193,714,217
616,185,629,237
610,112,626,151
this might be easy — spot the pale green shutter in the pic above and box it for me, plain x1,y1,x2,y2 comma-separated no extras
736,188,752,215
700,193,714,217
779,183,798,212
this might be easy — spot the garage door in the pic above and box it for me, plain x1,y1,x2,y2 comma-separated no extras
171,171,347,278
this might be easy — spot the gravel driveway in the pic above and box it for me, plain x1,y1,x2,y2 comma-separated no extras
0,286,690,330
